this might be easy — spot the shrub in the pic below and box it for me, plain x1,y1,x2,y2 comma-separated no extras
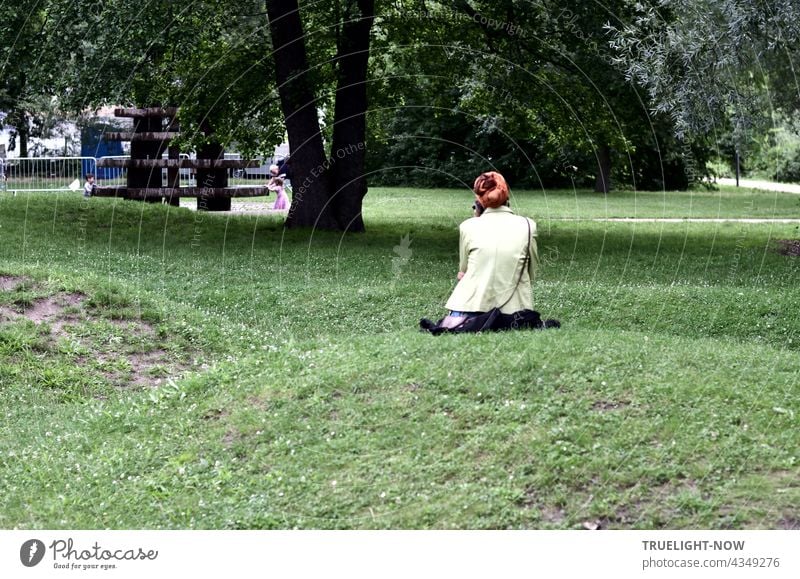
750,110,800,183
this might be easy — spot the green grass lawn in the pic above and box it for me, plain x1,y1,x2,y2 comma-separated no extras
349,184,800,221
183,182,800,220
0,186,798,529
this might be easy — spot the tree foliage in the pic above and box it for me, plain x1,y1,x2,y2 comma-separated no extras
0,1,63,155
40,0,282,156
8,0,799,222
38,0,375,229
608,0,800,141
367,0,701,191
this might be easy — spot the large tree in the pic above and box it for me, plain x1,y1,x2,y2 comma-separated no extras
39,0,375,231
266,0,374,231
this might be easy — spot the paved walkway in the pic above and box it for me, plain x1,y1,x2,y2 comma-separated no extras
551,218,800,223
717,177,800,195
181,200,287,215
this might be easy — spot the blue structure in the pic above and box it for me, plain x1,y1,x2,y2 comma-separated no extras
81,123,124,179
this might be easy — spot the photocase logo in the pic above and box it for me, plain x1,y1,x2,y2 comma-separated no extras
20,539,46,567
390,233,413,288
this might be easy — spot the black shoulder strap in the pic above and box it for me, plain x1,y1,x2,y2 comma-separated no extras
498,217,532,310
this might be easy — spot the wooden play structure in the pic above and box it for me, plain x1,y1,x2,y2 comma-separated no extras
94,107,267,210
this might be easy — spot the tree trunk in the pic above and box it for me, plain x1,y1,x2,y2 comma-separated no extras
197,141,231,212
166,144,181,207
128,116,166,203
267,0,338,230
594,143,611,194
19,124,28,158
328,0,374,233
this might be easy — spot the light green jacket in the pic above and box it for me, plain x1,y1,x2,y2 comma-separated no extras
445,206,538,314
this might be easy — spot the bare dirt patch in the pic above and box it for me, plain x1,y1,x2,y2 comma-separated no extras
50,314,85,334
128,349,171,386
22,293,85,323
109,317,157,339
518,488,568,525
77,345,186,390
0,304,20,321
1,282,191,390
202,408,230,421
591,400,631,412
223,429,240,448
540,505,567,525
25,298,63,322
776,239,800,256
590,506,637,530
0,275,33,291
777,516,800,530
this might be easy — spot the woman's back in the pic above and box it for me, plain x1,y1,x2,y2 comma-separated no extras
445,205,537,314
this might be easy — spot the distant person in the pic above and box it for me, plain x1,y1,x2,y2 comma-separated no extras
266,164,281,199
268,176,289,210
277,156,291,182
420,171,559,333
83,173,96,197
267,164,280,189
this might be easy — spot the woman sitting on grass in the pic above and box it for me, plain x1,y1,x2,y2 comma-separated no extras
422,171,557,333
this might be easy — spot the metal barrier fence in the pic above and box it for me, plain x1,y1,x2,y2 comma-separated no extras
0,156,196,193
0,155,284,194
1,157,97,194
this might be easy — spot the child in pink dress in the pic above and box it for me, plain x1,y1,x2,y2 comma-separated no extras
268,177,289,210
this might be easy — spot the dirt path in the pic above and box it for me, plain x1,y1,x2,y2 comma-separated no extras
181,200,287,216
555,218,800,223
717,177,800,195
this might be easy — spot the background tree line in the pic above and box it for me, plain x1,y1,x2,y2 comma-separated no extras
2,0,799,230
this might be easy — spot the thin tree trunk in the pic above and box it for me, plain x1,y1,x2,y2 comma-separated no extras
129,115,165,203
19,125,28,158
197,141,231,211
267,0,338,230
594,143,611,194
328,0,374,233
